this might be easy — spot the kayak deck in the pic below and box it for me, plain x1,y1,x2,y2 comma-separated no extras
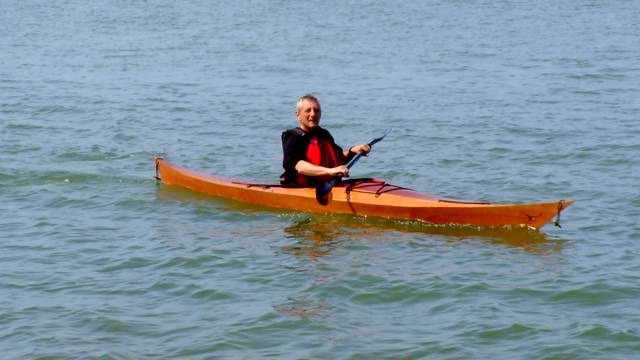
154,158,573,230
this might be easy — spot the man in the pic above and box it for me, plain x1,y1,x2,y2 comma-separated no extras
280,94,371,186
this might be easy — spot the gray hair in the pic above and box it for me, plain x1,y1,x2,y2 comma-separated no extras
296,94,321,112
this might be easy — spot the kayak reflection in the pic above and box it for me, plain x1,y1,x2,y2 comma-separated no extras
156,184,565,256
281,214,564,259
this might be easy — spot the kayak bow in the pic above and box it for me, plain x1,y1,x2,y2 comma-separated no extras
155,158,573,230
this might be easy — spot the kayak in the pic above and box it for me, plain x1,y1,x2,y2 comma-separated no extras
154,158,573,230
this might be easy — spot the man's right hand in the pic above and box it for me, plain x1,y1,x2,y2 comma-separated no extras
329,165,349,177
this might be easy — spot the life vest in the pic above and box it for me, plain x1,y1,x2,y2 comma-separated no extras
297,135,343,185
280,127,345,186
305,137,342,168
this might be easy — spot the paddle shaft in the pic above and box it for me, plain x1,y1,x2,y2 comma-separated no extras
315,129,391,205
345,129,390,170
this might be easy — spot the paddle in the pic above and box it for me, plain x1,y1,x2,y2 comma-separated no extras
315,129,391,206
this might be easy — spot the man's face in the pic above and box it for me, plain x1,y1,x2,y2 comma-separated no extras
296,99,321,132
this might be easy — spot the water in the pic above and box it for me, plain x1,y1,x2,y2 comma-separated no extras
2,1,639,358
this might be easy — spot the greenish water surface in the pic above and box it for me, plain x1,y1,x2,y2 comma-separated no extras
2,1,639,358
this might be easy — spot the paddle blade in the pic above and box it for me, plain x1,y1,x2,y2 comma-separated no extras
315,179,337,206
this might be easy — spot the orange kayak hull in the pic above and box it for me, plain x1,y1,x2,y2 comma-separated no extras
155,158,573,230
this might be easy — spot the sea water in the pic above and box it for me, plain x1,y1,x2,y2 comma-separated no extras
2,1,639,358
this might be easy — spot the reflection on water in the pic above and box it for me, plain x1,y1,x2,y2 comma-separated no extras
281,214,565,259
156,183,566,258
273,295,328,320
282,217,352,259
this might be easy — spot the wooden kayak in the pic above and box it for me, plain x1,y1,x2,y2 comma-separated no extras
154,158,573,230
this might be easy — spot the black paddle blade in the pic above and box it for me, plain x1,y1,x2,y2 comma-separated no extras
368,128,392,147
315,178,337,206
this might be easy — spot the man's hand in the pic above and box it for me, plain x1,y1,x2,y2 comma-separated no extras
350,143,371,155
328,165,349,177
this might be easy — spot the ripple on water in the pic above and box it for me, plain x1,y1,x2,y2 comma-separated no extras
2,1,640,358
98,257,158,273
579,325,640,343
549,282,639,306
475,323,539,341
351,280,450,306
